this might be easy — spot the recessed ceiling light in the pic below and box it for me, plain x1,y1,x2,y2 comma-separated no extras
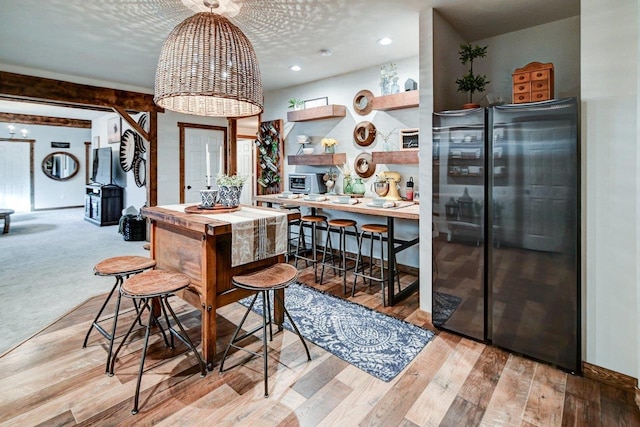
289,65,302,71
320,49,333,57
377,37,392,46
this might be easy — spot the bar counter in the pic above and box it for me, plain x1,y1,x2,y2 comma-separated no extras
253,194,420,305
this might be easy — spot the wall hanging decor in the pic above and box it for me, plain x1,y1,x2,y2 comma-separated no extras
354,152,376,179
353,121,377,147
255,119,283,195
353,89,374,116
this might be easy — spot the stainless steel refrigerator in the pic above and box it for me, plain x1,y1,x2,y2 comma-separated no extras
432,98,580,372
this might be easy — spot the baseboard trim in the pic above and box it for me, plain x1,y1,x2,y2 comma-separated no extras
583,361,638,392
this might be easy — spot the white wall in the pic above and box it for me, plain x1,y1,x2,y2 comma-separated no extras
419,8,435,312
474,17,581,105
0,122,90,209
263,57,421,267
433,11,467,112
582,0,639,378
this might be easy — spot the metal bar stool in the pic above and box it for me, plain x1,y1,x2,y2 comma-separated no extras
352,224,401,306
279,204,305,263
83,255,156,372
220,263,311,397
294,215,327,282
108,269,206,415
320,219,358,293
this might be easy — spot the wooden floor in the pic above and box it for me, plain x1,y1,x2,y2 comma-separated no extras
1,264,638,426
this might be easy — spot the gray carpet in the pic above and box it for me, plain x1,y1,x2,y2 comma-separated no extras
0,208,148,354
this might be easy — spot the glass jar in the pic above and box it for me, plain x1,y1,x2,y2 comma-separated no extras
391,77,400,94
352,177,365,195
343,176,353,194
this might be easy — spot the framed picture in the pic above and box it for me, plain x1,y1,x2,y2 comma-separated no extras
304,96,328,109
107,117,121,144
399,128,419,150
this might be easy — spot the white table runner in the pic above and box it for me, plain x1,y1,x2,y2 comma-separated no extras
161,205,287,267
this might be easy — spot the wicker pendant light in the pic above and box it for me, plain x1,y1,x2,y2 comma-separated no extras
154,12,263,117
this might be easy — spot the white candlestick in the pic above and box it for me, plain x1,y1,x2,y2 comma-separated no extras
219,145,223,174
205,143,211,187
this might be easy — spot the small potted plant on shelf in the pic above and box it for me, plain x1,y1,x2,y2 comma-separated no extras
216,173,248,207
288,98,304,110
455,43,490,109
321,137,338,154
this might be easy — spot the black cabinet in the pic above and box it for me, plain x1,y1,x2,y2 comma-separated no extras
84,184,123,226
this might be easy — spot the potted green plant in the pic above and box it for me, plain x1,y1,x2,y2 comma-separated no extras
288,98,304,110
455,43,490,109
216,173,248,207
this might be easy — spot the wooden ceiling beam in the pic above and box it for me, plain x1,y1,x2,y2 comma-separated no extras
0,112,91,128
0,71,163,113
114,107,149,141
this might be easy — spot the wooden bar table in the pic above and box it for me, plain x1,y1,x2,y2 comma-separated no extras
254,194,420,306
142,204,298,369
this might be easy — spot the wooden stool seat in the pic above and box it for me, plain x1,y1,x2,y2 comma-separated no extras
83,255,157,373
361,224,388,234
121,269,190,297
220,263,311,397
110,269,206,415
231,263,298,290
328,219,357,228
94,256,156,276
300,215,327,223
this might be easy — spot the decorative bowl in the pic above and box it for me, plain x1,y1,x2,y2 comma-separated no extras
302,147,314,155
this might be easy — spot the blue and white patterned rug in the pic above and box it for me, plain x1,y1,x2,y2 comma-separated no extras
239,283,434,382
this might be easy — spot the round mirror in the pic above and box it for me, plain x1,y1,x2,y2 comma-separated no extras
353,89,374,115
353,121,377,147
42,152,80,181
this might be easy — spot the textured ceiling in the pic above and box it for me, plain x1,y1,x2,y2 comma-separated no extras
0,0,579,119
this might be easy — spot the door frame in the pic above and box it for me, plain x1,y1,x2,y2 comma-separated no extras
178,123,228,204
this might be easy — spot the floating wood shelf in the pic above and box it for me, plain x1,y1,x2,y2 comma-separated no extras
372,91,419,111
288,153,347,165
287,104,347,122
371,150,419,164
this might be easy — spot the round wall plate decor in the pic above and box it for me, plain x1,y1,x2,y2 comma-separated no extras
353,121,377,147
353,89,374,116
133,157,146,187
354,152,376,178
120,129,136,172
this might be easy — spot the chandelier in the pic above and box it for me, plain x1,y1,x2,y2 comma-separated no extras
154,1,263,117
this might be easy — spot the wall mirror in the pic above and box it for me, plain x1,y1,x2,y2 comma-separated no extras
353,89,374,115
353,121,377,146
42,152,80,181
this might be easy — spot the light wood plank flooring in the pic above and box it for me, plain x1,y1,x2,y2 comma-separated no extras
1,265,638,426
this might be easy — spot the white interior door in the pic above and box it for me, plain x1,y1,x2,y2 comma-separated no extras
184,128,225,204
236,138,254,205
0,141,30,212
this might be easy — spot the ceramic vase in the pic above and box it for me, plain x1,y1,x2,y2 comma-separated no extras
200,189,218,207
218,185,243,207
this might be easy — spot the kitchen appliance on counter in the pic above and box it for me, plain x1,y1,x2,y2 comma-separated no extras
377,171,403,201
432,98,580,373
288,173,327,194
